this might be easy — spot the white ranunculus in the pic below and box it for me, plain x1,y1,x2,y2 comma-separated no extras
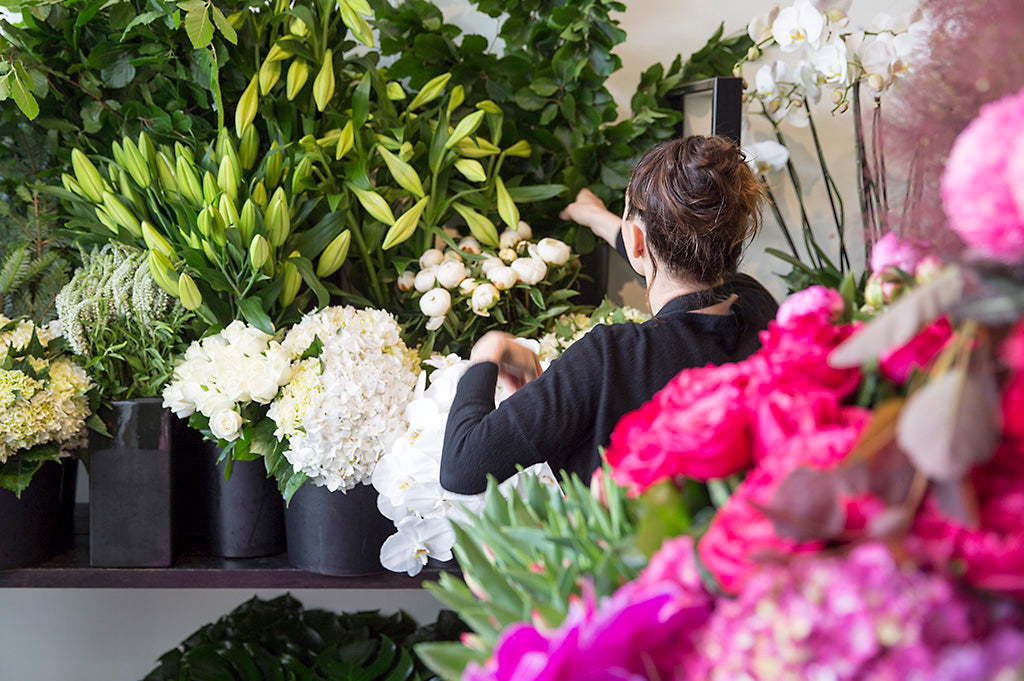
744,140,790,175
511,257,547,286
419,288,451,318
772,0,825,52
535,237,572,265
488,265,518,291
413,269,436,293
435,260,468,289
471,283,499,317
397,270,416,291
419,248,444,269
457,237,482,255
209,409,244,441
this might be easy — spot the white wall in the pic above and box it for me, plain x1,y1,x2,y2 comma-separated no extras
0,2,918,679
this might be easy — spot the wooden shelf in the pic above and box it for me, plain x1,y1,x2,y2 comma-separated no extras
0,505,450,589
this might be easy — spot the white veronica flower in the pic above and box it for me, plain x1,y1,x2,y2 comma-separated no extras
772,0,825,52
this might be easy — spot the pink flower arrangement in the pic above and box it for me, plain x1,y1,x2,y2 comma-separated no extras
941,86,1024,263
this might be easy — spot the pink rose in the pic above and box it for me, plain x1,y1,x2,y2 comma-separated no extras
775,285,845,326
878,317,954,385
870,231,921,275
941,86,1024,263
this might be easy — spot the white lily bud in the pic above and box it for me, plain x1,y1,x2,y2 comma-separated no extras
471,283,500,317
459,277,479,295
488,265,518,291
499,229,523,249
414,269,437,293
458,236,482,255
499,247,518,263
536,237,571,265
419,287,452,317
419,248,445,269
511,257,547,286
397,270,416,291
516,220,533,240
480,256,504,276
436,260,468,288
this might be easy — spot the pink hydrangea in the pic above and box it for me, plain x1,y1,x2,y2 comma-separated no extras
871,232,922,275
775,285,845,326
941,86,1024,263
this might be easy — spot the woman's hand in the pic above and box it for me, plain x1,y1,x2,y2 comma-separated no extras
469,331,542,393
559,188,621,246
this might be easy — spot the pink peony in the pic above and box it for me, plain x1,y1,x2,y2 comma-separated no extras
941,86,1024,263
1002,320,1024,371
878,317,955,385
775,285,845,326
1002,372,1024,440
871,231,922,275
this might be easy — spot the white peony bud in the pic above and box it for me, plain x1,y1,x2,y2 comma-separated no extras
414,269,437,292
397,270,416,291
459,277,480,295
443,249,464,262
209,408,244,441
511,257,547,286
471,283,500,317
516,220,533,240
499,229,523,249
436,260,468,288
480,256,504,276
419,248,444,269
499,247,518,263
488,265,518,291
419,287,452,317
458,237,482,255
535,237,571,265
426,315,445,331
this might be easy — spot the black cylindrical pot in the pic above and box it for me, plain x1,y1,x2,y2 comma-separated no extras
89,398,173,567
203,442,285,558
285,481,391,575
0,459,65,569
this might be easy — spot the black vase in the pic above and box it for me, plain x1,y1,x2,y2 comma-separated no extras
285,481,392,575
203,442,286,558
89,398,173,567
0,459,74,569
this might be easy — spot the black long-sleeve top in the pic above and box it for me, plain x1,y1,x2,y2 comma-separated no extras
439,273,779,494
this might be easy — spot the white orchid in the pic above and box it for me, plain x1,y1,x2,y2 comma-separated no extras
379,516,457,576
744,140,791,175
811,38,849,86
772,0,825,52
748,5,780,43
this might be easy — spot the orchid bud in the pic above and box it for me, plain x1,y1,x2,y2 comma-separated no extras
511,257,547,286
436,260,468,289
536,237,572,266
419,287,451,317
488,265,518,291
866,73,885,92
419,248,444,269
413,269,437,293
471,283,500,317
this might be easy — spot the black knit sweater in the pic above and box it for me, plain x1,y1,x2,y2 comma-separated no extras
439,273,778,494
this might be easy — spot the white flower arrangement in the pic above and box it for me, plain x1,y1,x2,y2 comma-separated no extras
0,315,92,496
268,305,419,494
537,301,652,362
162,320,294,443
373,350,559,576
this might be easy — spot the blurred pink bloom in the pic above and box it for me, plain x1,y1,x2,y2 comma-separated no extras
776,285,845,326
871,231,921,274
878,317,954,385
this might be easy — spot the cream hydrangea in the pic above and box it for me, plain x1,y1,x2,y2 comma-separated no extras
269,306,419,493
0,316,91,465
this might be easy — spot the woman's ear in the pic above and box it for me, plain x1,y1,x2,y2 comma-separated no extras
628,221,646,259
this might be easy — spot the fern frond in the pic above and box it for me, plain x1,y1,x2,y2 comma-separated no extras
0,243,31,295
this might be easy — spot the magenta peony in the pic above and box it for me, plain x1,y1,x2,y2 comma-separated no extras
871,231,922,275
941,86,1024,263
775,285,846,326
878,317,954,385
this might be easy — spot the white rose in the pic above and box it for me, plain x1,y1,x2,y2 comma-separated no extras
420,288,452,317
413,269,437,293
511,257,547,286
471,283,500,317
162,382,196,418
458,237,482,254
535,237,572,265
209,409,244,441
397,270,416,291
435,260,468,289
488,265,518,291
419,248,444,269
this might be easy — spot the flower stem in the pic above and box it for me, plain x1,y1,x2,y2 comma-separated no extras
349,224,386,306
763,182,801,260
852,85,878,263
774,127,822,271
805,108,850,273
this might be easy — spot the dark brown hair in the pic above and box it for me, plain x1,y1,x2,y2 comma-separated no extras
625,135,766,286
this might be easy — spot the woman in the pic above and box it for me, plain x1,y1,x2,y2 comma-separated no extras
439,135,778,494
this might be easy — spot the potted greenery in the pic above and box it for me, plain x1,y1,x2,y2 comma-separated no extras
55,242,193,567
0,314,92,568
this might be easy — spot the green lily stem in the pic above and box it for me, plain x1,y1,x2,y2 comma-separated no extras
348,222,386,306
773,127,822,271
871,100,890,235
805,108,849,274
853,85,878,262
762,183,801,260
